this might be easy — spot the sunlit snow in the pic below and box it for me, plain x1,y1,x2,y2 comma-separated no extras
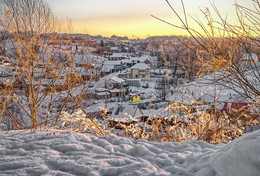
0,129,259,176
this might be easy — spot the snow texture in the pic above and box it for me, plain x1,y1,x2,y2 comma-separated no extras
0,129,259,176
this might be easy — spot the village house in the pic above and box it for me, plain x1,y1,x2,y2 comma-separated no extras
127,63,151,79
105,76,125,89
129,55,153,65
101,61,123,75
109,89,126,98
104,77,128,99
75,67,99,81
94,88,111,100
221,94,251,114
107,103,143,128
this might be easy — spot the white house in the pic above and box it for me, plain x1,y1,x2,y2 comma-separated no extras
127,63,151,79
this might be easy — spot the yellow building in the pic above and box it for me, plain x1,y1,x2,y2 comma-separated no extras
129,95,141,103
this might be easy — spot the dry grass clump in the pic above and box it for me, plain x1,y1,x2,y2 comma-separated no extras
114,102,259,144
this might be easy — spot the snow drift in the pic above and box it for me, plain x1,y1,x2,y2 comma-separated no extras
0,129,259,176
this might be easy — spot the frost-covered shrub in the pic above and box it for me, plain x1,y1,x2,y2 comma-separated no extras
114,123,147,139
60,109,105,135
60,101,258,144
115,102,258,144
149,102,259,143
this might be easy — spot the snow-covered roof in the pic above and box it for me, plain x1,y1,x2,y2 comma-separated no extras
96,92,110,96
101,61,122,72
109,89,123,93
142,108,175,119
107,76,125,84
121,59,132,64
103,60,122,65
110,47,119,50
95,88,109,92
101,65,114,72
109,53,127,58
129,55,154,63
131,63,150,70
108,103,143,122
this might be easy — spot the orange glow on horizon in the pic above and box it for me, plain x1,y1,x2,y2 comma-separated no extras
47,0,256,39
65,16,193,39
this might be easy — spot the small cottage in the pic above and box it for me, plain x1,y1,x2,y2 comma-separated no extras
107,104,143,128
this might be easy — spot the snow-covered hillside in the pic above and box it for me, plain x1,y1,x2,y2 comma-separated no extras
0,129,260,176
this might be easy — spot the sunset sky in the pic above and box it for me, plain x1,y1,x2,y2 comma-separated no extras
46,0,253,38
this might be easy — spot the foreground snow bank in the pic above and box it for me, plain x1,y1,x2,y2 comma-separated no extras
0,130,259,176
211,129,260,176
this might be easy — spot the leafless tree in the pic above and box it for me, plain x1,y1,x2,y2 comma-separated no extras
0,0,101,132
153,0,260,102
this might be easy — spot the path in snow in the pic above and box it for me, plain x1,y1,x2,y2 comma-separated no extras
0,129,260,176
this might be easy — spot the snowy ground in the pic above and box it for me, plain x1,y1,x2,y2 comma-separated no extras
0,130,260,176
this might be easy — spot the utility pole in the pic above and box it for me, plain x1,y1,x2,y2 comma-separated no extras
162,76,166,101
